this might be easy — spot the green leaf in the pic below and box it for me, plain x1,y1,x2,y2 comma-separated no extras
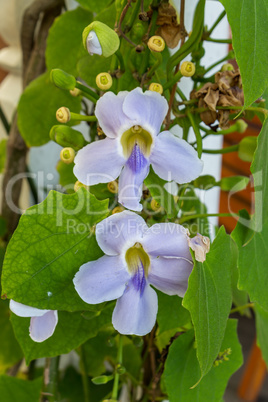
220,0,268,108
1,189,109,311
0,300,23,373
144,167,177,219
163,319,243,401
0,376,42,402
17,72,81,147
46,8,93,76
183,227,235,379
192,175,216,190
255,303,268,367
56,160,76,193
218,176,249,192
0,139,7,173
11,306,113,364
77,55,112,89
75,0,113,14
93,2,117,28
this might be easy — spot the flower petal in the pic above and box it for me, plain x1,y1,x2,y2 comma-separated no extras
148,256,193,297
29,310,58,342
10,300,49,317
112,283,158,335
96,210,147,256
73,255,130,304
87,30,102,55
150,131,203,183
122,88,168,137
143,222,192,259
73,138,125,185
118,146,150,211
95,91,132,138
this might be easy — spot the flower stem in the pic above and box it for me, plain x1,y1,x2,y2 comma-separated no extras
202,144,239,154
179,212,233,224
230,303,254,315
187,110,202,158
70,112,97,122
163,70,183,91
111,335,124,400
202,52,233,75
75,82,99,103
204,37,232,44
206,10,226,37
80,344,90,402
146,52,162,80
115,50,126,74
41,356,60,402
176,86,187,101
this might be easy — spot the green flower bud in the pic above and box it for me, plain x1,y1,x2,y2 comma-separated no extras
115,364,126,375
60,147,75,164
56,107,71,123
221,63,234,72
147,36,165,52
149,83,163,95
238,136,257,162
235,119,248,133
50,69,76,90
91,375,114,385
82,21,120,58
180,61,195,77
49,125,86,151
96,72,113,90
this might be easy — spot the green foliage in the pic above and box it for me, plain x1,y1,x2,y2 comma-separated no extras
220,0,268,108
163,320,243,401
255,303,268,367
77,55,112,90
11,306,113,364
17,72,81,147
75,0,113,14
0,300,23,373
46,8,93,76
218,176,249,192
183,227,236,380
0,376,42,402
56,160,76,193
1,189,109,311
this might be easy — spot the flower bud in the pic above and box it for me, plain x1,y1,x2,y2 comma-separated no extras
91,375,114,385
56,107,71,123
180,61,195,77
82,21,120,57
238,136,257,162
235,119,248,133
74,181,88,192
96,72,113,90
221,63,234,72
50,125,86,151
150,199,162,212
50,69,76,90
149,83,163,95
60,147,75,164
107,181,118,194
112,206,124,214
147,35,165,52
70,87,82,97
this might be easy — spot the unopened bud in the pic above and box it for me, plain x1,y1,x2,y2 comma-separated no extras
180,61,195,77
74,181,88,192
112,206,124,214
82,21,120,58
50,125,86,151
151,199,163,212
116,364,126,375
70,87,81,97
91,375,114,385
60,147,75,164
56,107,71,123
50,69,76,90
221,63,234,72
235,119,248,133
96,72,113,90
188,233,210,262
238,136,257,162
149,83,163,95
148,35,165,52
107,181,118,194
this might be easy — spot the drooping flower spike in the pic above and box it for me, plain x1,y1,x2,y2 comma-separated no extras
10,300,58,343
74,88,203,211
73,211,193,336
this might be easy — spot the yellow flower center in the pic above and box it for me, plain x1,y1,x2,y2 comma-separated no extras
125,242,150,277
120,125,153,159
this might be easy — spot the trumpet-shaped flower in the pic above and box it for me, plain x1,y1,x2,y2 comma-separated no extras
73,211,193,336
10,300,58,343
74,88,203,211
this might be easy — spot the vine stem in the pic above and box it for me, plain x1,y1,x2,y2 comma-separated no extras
111,335,124,400
230,303,254,315
206,10,226,37
41,356,60,402
75,82,99,102
179,212,234,224
69,112,97,122
204,37,232,44
80,345,90,402
187,110,202,157
115,50,126,73
202,144,239,154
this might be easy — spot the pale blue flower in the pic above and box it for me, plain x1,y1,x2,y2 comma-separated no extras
74,88,203,211
10,300,58,343
73,211,193,336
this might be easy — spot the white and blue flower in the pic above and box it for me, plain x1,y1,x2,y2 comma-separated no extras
10,300,58,343
73,88,203,211
73,211,193,336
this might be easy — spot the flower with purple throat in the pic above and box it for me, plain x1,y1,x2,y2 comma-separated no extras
73,88,203,211
10,300,58,343
73,211,193,336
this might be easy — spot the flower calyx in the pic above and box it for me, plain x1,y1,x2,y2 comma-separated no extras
148,35,165,52
149,82,163,94
60,147,75,164
96,72,113,90
50,69,76,91
180,61,196,77
82,21,120,57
